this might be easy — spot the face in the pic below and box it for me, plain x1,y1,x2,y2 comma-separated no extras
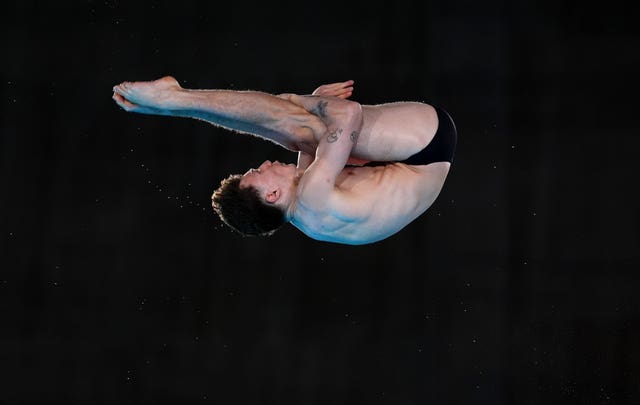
239,160,297,191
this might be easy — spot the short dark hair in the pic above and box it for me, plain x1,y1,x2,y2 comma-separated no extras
211,174,286,236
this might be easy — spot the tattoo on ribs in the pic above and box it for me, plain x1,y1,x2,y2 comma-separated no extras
327,128,342,143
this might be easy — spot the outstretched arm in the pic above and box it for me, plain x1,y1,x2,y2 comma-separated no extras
112,76,326,152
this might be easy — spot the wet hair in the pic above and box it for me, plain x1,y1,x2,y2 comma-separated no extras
211,174,286,237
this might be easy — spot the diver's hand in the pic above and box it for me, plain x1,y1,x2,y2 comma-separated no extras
311,80,354,99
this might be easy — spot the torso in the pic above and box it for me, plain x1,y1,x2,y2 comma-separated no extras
291,161,451,245
290,100,449,245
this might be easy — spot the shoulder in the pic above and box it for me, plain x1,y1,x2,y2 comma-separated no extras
294,169,336,212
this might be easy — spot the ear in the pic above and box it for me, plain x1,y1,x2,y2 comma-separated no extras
265,187,281,204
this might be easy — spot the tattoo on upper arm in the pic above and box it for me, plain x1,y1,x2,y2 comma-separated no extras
327,128,342,143
313,101,328,119
326,129,357,144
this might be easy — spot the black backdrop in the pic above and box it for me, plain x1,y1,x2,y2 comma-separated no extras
2,0,639,404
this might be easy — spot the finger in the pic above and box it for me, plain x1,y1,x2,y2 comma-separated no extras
318,80,353,92
325,82,349,90
330,80,354,89
333,87,353,97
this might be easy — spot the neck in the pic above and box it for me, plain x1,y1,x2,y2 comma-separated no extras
282,170,305,221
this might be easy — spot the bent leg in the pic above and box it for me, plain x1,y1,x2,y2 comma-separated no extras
359,102,440,161
285,97,440,162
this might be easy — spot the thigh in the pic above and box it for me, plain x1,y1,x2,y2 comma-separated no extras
359,102,439,161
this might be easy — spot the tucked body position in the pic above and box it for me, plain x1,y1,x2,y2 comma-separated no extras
112,77,457,245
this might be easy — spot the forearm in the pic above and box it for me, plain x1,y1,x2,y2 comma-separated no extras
313,100,363,178
298,101,362,202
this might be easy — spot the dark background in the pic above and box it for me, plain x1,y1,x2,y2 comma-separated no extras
1,0,639,404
